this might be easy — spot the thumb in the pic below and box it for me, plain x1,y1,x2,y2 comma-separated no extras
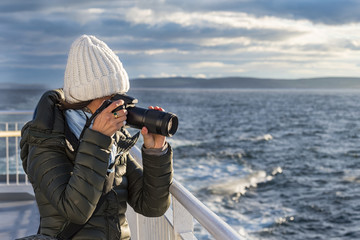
141,126,149,136
141,127,155,148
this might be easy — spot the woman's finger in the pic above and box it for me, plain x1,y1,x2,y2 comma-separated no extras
113,109,127,119
149,106,165,111
104,100,124,113
141,126,149,135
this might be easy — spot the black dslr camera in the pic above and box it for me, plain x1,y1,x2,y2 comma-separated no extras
107,94,178,137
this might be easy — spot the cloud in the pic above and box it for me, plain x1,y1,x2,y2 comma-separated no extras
124,7,292,30
0,0,360,86
162,0,360,25
115,48,187,56
192,62,232,68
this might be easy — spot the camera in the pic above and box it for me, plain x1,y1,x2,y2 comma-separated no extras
108,94,178,137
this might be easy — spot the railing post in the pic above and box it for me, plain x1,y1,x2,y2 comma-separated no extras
15,123,19,184
5,122,9,185
126,204,139,240
170,179,242,240
172,196,194,239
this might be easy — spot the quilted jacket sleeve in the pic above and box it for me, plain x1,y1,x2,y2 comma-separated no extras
126,146,173,217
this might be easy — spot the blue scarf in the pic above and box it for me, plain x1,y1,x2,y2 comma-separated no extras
65,109,116,173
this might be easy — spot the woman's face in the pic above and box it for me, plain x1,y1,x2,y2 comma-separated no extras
87,96,112,114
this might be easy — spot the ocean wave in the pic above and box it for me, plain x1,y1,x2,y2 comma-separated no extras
206,167,283,200
239,134,273,142
345,150,360,158
343,175,360,183
167,138,202,148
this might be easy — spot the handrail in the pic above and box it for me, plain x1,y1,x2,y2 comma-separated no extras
170,179,242,240
0,131,21,137
130,144,242,239
0,110,33,115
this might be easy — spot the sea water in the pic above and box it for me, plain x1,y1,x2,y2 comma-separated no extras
1,88,359,239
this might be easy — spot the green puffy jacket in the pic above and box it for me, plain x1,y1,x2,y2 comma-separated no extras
20,89,173,239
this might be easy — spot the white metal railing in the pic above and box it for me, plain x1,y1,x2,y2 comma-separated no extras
129,147,242,240
0,125,28,185
0,110,34,115
0,112,242,240
0,110,33,185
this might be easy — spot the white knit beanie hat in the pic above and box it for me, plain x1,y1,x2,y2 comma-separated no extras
63,35,129,103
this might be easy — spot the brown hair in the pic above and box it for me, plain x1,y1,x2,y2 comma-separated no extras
59,99,92,110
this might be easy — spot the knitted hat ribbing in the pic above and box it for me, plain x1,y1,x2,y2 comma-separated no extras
63,35,129,103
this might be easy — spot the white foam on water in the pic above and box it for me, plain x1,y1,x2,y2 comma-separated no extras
205,166,283,201
207,170,273,198
259,134,273,141
238,134,273,142
166,138,202,148
343,175,360,183
271,166,283,176
342,169,360,183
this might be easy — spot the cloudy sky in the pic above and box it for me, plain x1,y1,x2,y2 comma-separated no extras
1,0,360,88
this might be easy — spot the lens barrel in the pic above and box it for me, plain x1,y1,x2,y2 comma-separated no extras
126,106,178,137
110,94,178,137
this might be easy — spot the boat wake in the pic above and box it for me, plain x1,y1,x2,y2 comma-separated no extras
206,167,282,201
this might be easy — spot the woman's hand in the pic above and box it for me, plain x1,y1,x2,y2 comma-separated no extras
92,100,127,136
141,106,166,149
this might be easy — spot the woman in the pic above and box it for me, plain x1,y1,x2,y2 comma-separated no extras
20,35,173,239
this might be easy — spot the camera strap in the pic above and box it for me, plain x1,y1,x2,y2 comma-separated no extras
57,100,115,239
75,100,112,151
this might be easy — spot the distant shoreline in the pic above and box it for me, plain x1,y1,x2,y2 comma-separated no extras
1,76,360,90
130,76,360,89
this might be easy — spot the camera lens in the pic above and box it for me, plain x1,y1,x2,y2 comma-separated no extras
166,115,178,137
110,94,178,136
168,120,172,132
127,107,178,137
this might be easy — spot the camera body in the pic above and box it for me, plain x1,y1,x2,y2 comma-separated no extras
109,94,178,137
